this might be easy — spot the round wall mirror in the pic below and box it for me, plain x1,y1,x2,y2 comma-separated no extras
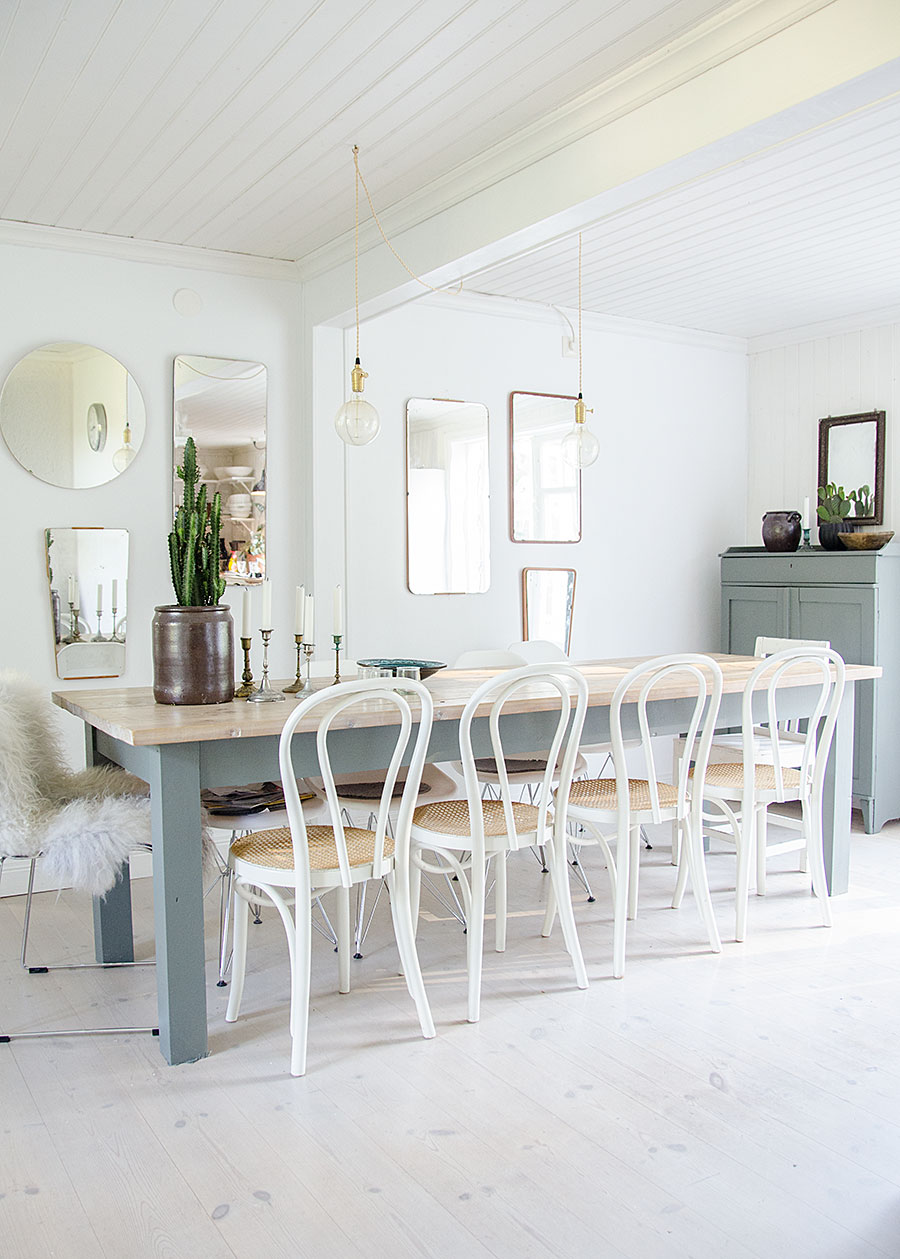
0,342,146,488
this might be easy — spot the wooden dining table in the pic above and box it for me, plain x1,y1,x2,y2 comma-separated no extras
54,652,879,1065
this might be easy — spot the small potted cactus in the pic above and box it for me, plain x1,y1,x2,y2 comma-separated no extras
816,483,854,550
152,437,235,704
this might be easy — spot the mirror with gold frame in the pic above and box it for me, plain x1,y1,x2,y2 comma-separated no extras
406,397,490,595
1,342,145,488
509,391,581,543
45,527,129,679
522,567,576,654
174,355,268,584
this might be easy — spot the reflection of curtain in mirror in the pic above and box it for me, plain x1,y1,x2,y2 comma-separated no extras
447,435,489,592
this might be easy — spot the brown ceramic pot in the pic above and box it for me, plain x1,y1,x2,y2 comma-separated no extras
761,510,802,552
152,605,234,705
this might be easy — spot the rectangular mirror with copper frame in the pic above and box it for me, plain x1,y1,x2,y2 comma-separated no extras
509,391,581,543
818,410,885,525
522,567,576,654
406,397,490,594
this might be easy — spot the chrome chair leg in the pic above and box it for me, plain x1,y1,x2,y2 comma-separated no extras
216,867,234,986
568,844,596,902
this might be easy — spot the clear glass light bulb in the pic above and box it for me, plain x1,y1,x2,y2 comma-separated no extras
561,422,600,469
334,395,381,446
112,424,135,472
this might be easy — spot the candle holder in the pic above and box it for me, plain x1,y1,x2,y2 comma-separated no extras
93,609,106,642
247,628,285,703
109,601,122,641
235,636,256,698
283,634,306,693
332,633,343,685
298,641,315,695
68,602,82,643
802,526,812,549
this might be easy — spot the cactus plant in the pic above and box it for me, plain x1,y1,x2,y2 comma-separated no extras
169,437,225,606
816,483,853,524
850,484,874,517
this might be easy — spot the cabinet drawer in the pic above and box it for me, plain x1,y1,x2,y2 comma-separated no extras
722,550,879,586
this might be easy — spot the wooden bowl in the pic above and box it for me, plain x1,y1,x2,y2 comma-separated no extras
839,531,894,551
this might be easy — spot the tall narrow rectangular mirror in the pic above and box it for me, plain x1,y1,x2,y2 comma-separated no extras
407,398,490,595
45,527,128,678
510,391,581,543
818,410,885,525
522,567,576,654
174,356,267,584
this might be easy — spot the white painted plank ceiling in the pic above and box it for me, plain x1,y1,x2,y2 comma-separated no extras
470,91,900,338
0,0,751,259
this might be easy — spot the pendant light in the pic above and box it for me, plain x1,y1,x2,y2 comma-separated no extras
334,146,380,447
112,421,135,472
562,233,600,469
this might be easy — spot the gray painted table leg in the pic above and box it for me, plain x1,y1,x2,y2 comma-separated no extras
147,742,209,1064
87,727,135,963
822,680,855,896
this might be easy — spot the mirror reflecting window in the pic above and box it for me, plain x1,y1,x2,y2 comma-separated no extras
522,567,575,654
45,527,128,679
0,343,145,488
510,391,581,543
407,398,490,595
173,356,267,584
818,410,885,525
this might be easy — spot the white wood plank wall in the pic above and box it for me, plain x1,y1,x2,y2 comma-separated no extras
748,323,900,541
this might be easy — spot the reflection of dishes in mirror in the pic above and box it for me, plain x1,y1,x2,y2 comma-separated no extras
215,465,253,479
357,658,446,679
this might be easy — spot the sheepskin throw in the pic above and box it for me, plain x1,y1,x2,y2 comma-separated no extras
0,672,153,897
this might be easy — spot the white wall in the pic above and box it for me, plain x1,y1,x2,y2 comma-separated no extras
0,239,304,763
748,322,900,537
341,296,749,664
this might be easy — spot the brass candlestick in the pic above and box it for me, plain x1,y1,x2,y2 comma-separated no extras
235,636,255,698
332,633,343,685
283,634,305,693
247,628,285,703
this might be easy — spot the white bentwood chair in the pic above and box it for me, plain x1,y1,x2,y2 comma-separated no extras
548,655,724,978
224,677,436,1076
409,662,589,1023
675,646,845,942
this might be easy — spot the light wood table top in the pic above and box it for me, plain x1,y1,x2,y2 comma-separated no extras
53,653,881,747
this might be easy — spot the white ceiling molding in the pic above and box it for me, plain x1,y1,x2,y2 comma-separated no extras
0,217,298,280
748,304,900,352
418,290,748,353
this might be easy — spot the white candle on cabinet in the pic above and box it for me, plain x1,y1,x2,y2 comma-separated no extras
333,584,343,636
294,585,305,634
241,587,251,638
802,496,811,529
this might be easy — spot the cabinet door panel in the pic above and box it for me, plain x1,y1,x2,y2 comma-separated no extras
792,586,877,799
721,585,790,654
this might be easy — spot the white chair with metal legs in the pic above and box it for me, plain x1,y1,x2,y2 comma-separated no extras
674,646,845,942
0,671,157,1041
547,655,724,979
409,662,589,1023
224,677,435,1076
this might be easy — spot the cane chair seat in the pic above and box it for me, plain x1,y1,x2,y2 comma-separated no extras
693,762,803,796
231,825,393,872
568,777,679,814
412,798,548,841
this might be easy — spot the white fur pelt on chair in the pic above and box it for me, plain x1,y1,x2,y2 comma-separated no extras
0,672,213,898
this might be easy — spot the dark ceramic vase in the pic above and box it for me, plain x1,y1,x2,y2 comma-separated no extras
152,605,235,705
761,510,802,552
818,519,854,551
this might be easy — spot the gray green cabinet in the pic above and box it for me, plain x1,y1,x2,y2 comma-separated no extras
721,546,900,833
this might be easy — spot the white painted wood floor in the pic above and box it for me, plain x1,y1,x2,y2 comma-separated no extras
2,815,899,1259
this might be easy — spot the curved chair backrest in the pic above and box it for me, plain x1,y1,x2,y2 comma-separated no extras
457,663,588,856
611,655,724,825
452,649,527,669
754,635,829,657
740,647,845,803
506,639,567,664
278,679,434,897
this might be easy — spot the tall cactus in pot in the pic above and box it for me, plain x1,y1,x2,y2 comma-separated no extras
169,437,226,606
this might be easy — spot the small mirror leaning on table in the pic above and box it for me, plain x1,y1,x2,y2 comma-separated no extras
522,567,576,655
44,527,129,679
